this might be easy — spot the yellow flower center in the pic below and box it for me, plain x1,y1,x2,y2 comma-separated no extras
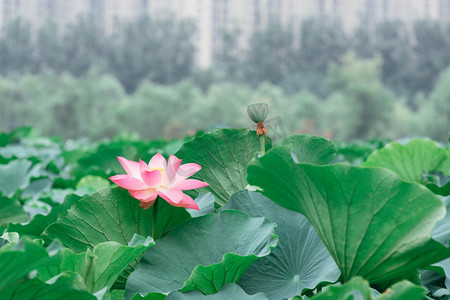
151,167,164,175
151,167,165,186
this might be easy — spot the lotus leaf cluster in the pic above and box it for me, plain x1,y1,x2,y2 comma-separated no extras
1,126,450,299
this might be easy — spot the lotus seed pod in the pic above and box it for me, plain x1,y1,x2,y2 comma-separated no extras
247,103,269,123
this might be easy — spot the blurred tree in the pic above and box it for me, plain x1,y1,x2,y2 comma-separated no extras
353,23,373,59
298,18,350,95
283,89,323,134
243,20,296,87
0,71,126,139
353,20,450,99
0,18,36,74
417,66,450,142
68,70,126,139
240,18,349,95
213,27,243,79
201,83,254,128
62,17,109,76
409,20,450,95
372,21,413,97
191,67,227,92
107,15,196,92
0,77,26,130
323,53,395,140
117,81,201,139
1,15,449,103
35,22,65,73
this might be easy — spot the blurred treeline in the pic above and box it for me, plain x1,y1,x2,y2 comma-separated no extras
0,16,449,141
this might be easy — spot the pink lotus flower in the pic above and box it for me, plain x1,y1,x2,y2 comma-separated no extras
109,154,208,210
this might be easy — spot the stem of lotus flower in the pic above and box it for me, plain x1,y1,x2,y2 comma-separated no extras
259,135,265,155
256,121,267,155
152,198,158,240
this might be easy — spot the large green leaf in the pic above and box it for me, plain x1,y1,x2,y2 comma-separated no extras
74,143,141,175
43,188,190,253
312,277,371,300
432,196,450,244
363,139,449,183
421,258,450,298
129,284,268,300
311,277,425,300
165,284,268,300
0,135,61,164
7,194,81,238
335,139,389,165
125,210,278,298
247,148,450,283
38,235,154,294
0,192,28,226
438,150,450,175
420,268,448,298
1,271,96,300
175,129,271,206
0,126,33,147
376,281,426,300
186,193,215,218
0,232,19,249
427,181,450,197
22,177,53,200
0,159,33,196
222,190,340,299
76,175,111,194
0,238,61,291
281,134,336,164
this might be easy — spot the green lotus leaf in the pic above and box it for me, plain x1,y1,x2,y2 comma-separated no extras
0,126,33,147
125,210,278,299
438,151,450,175
248,148,450,283
376,280,426,300
222,190,340,299
426,181,450,197
7,194,81,238
363,139,449,183
130,292,165,300
38,234,154,294
281,134,336,165
421,258,450,298
311,277,425,300
166,284,268,300
43,188,190,252
420,268,448,298
0,159,33,196
129,284,268,300
0,192,28,226
186,193,215,218
76,175,111,194
1,271,96,300
74,143,142,175
311,277,371,300
175,129,271,206
432,197,450,244
0,232,19,249
0,238,62,291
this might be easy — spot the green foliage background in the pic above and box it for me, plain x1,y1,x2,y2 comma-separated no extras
0,16,450,142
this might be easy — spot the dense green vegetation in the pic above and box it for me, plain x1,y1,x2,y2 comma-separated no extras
1,55,449,142
2,16,450,97
1,16,449,142
0,126,449,299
